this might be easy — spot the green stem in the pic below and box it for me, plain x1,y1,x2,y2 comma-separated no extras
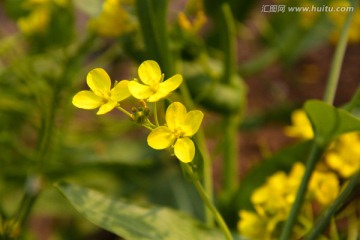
153,102,160,127
279,140,325,240
116,106,135,120
221,3,235,85
305,170,360,240
222,115,240,193
323,9,354,104
183,164,232,240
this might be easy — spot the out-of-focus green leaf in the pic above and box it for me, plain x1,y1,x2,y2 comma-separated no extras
56,182,226,240
304,100,360,146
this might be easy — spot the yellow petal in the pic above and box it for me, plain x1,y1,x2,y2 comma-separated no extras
147,126,175,149
138,60,161,86
174,137,195,163
165,102,187,131
159,74,182,92
128,81,153,100
72,90,103,109
111,80,131,102
96,99,117,115
182,110,204,137
87,68,111,96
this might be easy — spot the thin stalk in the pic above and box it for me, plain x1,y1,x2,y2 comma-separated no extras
323,9,354,104
116,106,134,120
279,140,325,240
153,102,160,127
305,170,360,240
183,164,232,240
342,84,360,112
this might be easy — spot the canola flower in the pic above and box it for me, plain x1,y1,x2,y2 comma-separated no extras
128,60,183,102
88,0,134,37
326,132,360,178
17,0,69,35
147,102,203,163
285,109,360,178
284,109,314,139
178,11,207,34
72,68,130,115
238,162,339,239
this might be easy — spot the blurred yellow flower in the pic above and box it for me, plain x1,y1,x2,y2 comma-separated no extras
128,60,183,102
178,11,207,34
147,102,203,163
238,211,270,240
88,0,134,37
325,132,360,178
17,0,69,35
18,8,50,35
284,109,314,139
72,68,130,115
239,162,340,239
309,170,339,205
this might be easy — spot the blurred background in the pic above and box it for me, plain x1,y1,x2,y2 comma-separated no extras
0,0,359,239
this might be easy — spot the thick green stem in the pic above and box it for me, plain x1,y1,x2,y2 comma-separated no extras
221,3,236,85
220,3,242,194
323,9,353,104
305,170,360,240
222,115,240,193
279,140,325,240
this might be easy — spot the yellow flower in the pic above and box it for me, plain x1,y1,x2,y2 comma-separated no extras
325,132,360,178
147,102,203,163
128,60,183,102
88,0,134,37
18,7,50,35
178,11,207,34
309,170,339,206
284,109,314,139
72,68,130,115
238,211,270,240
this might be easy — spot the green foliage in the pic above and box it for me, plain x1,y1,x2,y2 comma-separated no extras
304,100,360,145
56,182,226,240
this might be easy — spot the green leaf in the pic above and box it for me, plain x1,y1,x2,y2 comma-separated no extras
56,182,226,240
304,100,360,145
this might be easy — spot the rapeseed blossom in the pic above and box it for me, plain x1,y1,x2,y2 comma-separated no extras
88,0,134,37
128,60,183,102
238,162,339,239
17,0,69,35
326,132,360,178
147,102,203,163
72,68,130,115
284,109,314,139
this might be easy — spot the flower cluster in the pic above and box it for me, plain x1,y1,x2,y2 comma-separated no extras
238,162,339,239
285,109,360,178
72,60,203,163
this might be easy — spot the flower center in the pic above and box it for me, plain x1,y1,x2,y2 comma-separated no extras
173,127,185,138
